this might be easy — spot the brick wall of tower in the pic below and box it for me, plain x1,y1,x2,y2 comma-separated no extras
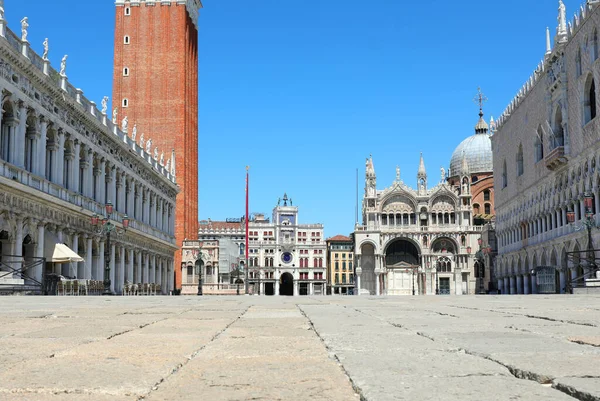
113,2,199,290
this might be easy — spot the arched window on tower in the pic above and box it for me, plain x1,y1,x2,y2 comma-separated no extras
535,126,544,162
502,160,507,188
483,190,490,201
516,144,524,177
484,203,491,215
584,74,597,124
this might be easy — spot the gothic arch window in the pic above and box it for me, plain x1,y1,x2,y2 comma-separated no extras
436,256,452,273
516,144,524,177
593,30,599,62
535,126,544,162
502,160,507,188
576,48,582,77
553,107,564,147
584,74,597,124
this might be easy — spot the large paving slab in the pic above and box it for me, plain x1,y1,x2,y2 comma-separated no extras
0,295,598,400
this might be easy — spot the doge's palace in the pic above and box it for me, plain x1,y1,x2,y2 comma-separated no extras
493,1,600,295
0,3,178,294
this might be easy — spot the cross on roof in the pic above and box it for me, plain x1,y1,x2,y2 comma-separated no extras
473,87,488,115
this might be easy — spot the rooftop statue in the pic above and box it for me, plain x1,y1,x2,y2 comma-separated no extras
42,38,48,60
60,55,67,76
20,17,28,42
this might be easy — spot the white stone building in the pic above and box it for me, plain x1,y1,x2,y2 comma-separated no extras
493,1,600,294
0,9,178,294
247,194,327,296
354,113,494,295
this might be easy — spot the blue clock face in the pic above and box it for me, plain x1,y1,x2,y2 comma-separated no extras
282,252,292,264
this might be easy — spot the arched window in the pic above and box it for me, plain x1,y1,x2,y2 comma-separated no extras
502,160,507,188
584,75,597,124
122,98,129,108
471,176,478,183
436,256,452,273
593,30,599,62
516,144,524,176
483,190,490,201
484,203,491,215
576,48,582,77
473,203,480,214
554,107,564,148
124,35,130,44
124,7,131,16
123,67,129,76
535,126,544,162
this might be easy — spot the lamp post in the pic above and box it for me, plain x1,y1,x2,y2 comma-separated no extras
435,261,439,295
193,249,203,296
568,193,599,280
476,237,485,294
90,201,129,295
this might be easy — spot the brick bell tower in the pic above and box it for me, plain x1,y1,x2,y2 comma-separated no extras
113,0,201,291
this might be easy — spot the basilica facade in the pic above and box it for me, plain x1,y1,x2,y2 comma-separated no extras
0,9,178,294
353,111,495,295
493,1,600,294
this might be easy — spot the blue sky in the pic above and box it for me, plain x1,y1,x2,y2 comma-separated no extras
6,0,582,237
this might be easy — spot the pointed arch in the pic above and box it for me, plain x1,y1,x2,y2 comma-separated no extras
553,105,565,148
584,73,597,124
516,144,524,176
502,160,508,188
535,126,544,162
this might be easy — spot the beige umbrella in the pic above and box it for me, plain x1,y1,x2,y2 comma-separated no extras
51,243,84,264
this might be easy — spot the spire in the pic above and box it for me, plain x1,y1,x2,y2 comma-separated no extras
557,0,567,42
395,165,401,182
418,153,426,178
366,154,376,178
461,152,470,175
546,27,552,55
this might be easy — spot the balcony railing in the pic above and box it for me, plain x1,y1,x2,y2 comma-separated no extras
545,146,567,170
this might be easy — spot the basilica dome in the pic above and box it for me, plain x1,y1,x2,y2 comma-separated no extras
449,112,493,177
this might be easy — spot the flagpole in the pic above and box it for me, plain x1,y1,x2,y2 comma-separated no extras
245,166,249,295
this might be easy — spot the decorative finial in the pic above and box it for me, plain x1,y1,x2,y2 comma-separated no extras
473,87,488,117
42,38,49,60
396,165,400,181
59,55,68,76
20,17,28,42
546,27,552,54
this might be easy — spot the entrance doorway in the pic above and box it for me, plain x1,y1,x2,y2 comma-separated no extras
279,272,294,296
264,282,274,296
439,277,450,295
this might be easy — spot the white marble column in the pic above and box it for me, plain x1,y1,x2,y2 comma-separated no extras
143,253,149,283
150,254,156,284
531,274,538,294
55,130,65,186
127,180,135,217
497,278,504,295
15,102,27,168
109,167,116,206
118,246,125,293
109,243,116,293
375,271,381,296
71,234,79,278
96,159,105,203
85,150,93,198
136,251,142,283
37,119,47,177
523,274,530,295
516,275,523,294
85,237,93,279
509,276,516,294
454,268,463,295
126,248,133,284
71,140,80,192
98,240,105,282
35,223,45,284
503,277,509,294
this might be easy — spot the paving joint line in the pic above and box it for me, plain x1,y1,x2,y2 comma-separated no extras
137,306,251,401
296,304,364,401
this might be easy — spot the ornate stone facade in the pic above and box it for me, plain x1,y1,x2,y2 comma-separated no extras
354,110,495,296
0,11,178,294
493,1,600,295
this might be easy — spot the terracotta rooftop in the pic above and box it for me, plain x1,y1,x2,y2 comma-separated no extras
326,235,352,242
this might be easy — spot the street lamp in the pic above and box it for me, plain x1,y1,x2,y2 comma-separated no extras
568,194,599,281
435,261,439,295
90,201,129,295
193,249,203,296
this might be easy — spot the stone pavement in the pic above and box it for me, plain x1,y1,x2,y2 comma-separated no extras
0,295,599,401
